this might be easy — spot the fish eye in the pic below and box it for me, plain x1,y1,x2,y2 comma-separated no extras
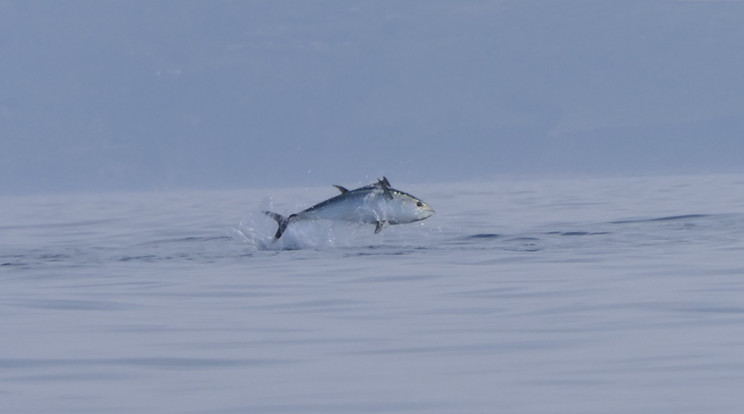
416,201,423,207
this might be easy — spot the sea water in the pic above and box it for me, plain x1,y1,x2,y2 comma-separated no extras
2,174,744,413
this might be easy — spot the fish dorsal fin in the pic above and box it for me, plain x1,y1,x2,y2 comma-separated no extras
377,176,393,199
333,185,349,194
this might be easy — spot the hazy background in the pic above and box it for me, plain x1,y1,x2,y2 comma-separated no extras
1,0,743,195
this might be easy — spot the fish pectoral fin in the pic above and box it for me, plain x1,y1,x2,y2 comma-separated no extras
374,220,387,234
333,185,349,194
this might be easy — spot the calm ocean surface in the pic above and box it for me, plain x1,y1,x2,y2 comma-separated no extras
2,174,744,413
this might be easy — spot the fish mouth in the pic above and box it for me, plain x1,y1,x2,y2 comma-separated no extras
421,206,435,218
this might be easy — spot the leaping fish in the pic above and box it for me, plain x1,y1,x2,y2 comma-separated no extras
264,177,435,239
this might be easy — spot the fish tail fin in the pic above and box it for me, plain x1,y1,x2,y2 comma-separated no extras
263,211,294,239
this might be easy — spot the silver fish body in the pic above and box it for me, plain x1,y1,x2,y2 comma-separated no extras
264,177,434,239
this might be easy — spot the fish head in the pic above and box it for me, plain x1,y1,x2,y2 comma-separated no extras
394,191,435,223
